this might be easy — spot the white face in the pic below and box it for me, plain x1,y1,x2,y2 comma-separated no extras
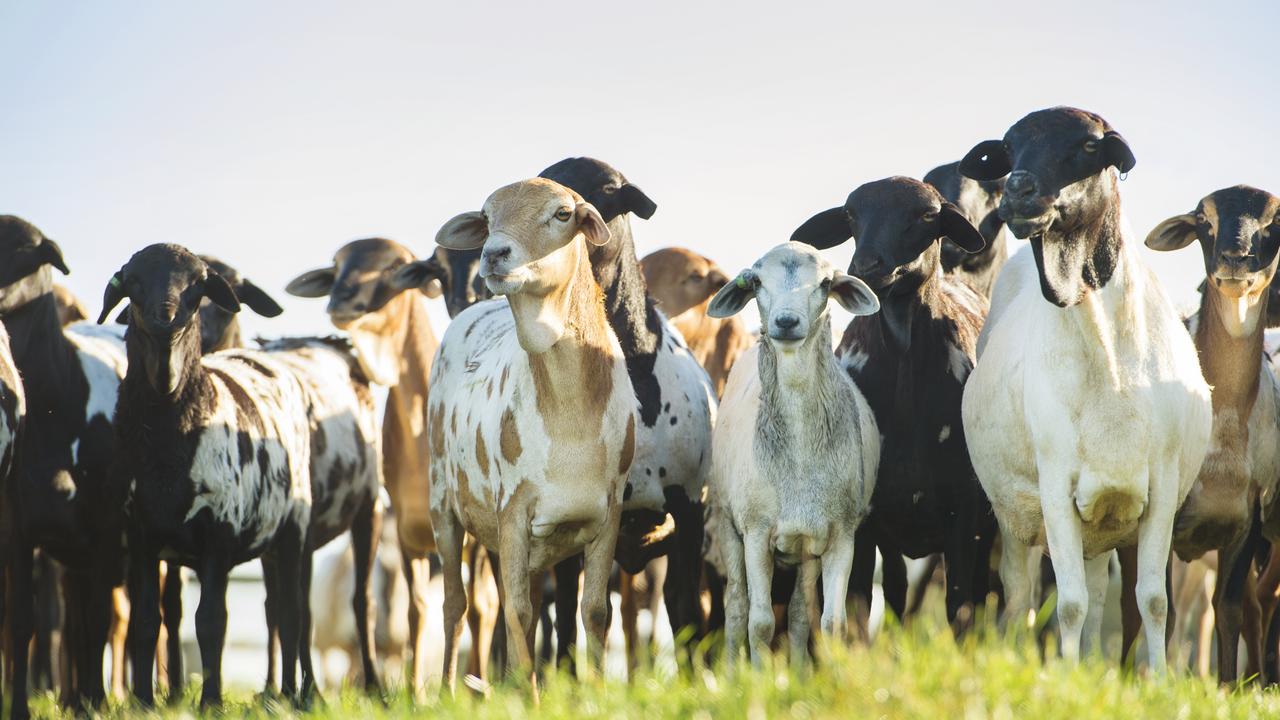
751,243,840,349
707,242,878,354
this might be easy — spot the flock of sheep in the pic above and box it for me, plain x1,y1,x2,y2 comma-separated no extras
0,103,1278,716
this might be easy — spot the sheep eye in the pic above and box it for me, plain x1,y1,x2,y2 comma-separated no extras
921,210,939,223
1196,213,1208,224
688,272,706,282
554,207,572,222
1083,139,1100,153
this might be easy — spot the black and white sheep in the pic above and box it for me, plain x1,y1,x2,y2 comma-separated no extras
0,215,127,719
923,162,1007,297
101,244,313,708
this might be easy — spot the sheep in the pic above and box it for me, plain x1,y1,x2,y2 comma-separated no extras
256,335,384,693
100,244,313,708
705,242,880,663
0,215,127,719
958,107,1213,671
52,284,88,326
408,246,491,319
1141,185,1280,680
791,176,996,630
537,157,716,670
403,177,637,691
641,247,754,398
285,238,443,693
922,162,1008,297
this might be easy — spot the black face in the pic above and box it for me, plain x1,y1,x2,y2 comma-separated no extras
1147,186,1280,306
790,176,986,294
196,256,284,353
0,215,70,314
538,157,657,224
959,106,1135,307
923,161,1005,272
100,244,240,394
428,246,490,319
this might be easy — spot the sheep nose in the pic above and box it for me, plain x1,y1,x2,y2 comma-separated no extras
1006,171,1037,199
774,314,801,331
851,257,883,277
483,247,511,267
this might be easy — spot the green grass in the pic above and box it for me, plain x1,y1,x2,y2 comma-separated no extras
23,622,1280,719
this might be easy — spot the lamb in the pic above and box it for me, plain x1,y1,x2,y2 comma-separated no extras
958,107,1213,671
922,162,1008,297
406,177,637,691
536,158,715,669
791,176,996,630
100,244,313,707
640,247,753,398
706,242,880,663
0,215,127,719
1143,185,1280,680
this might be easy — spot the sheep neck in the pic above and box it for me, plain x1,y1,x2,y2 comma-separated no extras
1,293,87,435
509,243,615,435
1196,284,1267,431
590,215,662,360
875,255,943,354
756,313,847,452
1062,227,1138,392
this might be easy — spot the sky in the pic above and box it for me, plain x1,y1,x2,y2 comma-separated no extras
4,1,1279,340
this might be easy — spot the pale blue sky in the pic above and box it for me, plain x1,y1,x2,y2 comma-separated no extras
4,1,1278,338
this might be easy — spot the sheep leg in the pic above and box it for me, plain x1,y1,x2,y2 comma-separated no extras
296,551,317,702
743,530,776,665
80,566,116,709
496,530,536,688
719,515,748,665
464,544,499,682
1136,480,1180,676
788,559,818,669
260,555,280,694
581,503,622,676
9,543,35,720
619,570,639,677
108,586,128,700
194,558,231,708
1255,545,1280,684
125,547,161,708
1244,563,1264,679
1214,528,1255,682
666,497,708,660
847,524,877,641
1117,545,1140,665
1039,483,1090,662
160,565,184,702
433,508,467,695
996,523,1035,632
552,555,581,673
820,536,856,643
401,547,429,698
350,497,382,692
1082,552,1111,657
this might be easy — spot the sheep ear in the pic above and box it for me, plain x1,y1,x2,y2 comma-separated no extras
576,203,612,246
1103,131,1136,174
436,211,488,250
830,273,880,316
619,184,657,220
707,270,756,318
97,271,127,325
1145,213,1198,252
203,272,241,313
959,140,1011,181
114,306,130,325
790,208,852,250
235,279,284,318
285,267,336,298
40,239,70,275
939,202,986,253
389,259,446,297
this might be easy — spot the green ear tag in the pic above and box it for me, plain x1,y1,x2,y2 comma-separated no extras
109,275,122,288
735,275,749,289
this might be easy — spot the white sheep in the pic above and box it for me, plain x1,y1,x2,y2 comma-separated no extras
706,242,881,664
